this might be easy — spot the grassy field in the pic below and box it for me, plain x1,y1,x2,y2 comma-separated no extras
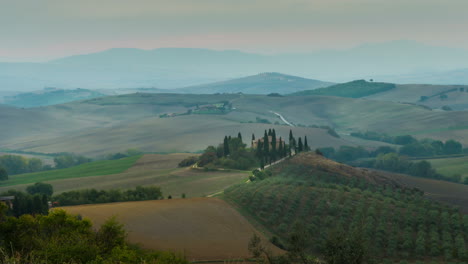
427,156,468,181
0,155,141,187
60,198,283,262
0,154,249,197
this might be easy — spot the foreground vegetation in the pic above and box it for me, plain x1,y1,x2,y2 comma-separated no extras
225,153,468,263
0,205,188,263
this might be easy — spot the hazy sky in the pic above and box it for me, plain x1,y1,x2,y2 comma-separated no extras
1,0,468,61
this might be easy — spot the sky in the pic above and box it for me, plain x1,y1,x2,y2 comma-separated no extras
1,0,468,61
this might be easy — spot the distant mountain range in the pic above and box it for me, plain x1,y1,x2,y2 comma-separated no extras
1,40,468,91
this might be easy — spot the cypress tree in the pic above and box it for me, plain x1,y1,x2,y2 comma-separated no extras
263,130,269,163
289,129,293,142
278,137,283,158
298,137,303,153
304,136,309,151
238,132,242,142
268,129,272,136
271,129,277,162
252,133,255,141
223,136,230,156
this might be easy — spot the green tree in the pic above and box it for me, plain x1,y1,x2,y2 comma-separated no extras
223,136,230,157
304,136,309,151
0,166,8,181
238,132,243,142
324,229,366,264
26,182,54,197
297,137,303,153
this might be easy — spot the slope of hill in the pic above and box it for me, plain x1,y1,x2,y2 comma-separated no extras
61,198,283,261
367,84,468,110
0,154,248,197
290,80,396,98
3,92,468,156
224,152,468,262
3,88,105,108
177,72,333,94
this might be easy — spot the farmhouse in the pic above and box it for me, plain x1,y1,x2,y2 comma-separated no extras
251,136,285,149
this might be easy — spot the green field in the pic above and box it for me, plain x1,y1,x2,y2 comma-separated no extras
0,155,141,187
428,156,468,180
0,154,249,197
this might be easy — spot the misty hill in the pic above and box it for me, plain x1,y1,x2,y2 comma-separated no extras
3,88,105,108
2,41,468,91
2,92,468,157
225,152,468,261
177,72,333,94
291,80,396,98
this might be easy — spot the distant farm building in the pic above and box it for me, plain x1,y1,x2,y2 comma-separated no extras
251,136,285,149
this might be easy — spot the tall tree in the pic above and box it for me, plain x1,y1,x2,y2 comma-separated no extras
263,130,269,163
252,133,255,141
278,137,283,158
298,137,303,153
271,129,277,162
238,132,243,142
0,166,8,181
223,136,230,157
304,136,309,151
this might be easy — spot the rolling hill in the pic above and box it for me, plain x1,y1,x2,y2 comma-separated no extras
2,88,105,108
2,92,468,157
177,72,333,94
290,80,396,98
0,154,248,197
224,152,468,262
61,198,283,262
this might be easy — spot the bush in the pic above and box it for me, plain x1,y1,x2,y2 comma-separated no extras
178,156,198,167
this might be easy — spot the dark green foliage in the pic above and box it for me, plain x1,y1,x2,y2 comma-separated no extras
0,166,8,181
54,154,92,169
53,186,163,206
26,182,54,197
177,156,198,167
324,229,366,264
0,155,45,175
0,210,189,263
225,158,468,262
2,191,49,216
291,80,396,98
352,131,464,157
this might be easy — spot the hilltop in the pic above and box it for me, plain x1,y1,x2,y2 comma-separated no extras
2,88,105,108
224,152,468,262
290,80,396,98
177,72,333,94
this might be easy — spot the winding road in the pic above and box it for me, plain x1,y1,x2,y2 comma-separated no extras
270,111,294,127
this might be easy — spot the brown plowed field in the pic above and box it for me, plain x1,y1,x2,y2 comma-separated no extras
61,198,283,261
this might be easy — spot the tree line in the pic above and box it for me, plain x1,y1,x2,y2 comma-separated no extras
0,207,188,263
184,129,310,170
351,131,464,157
318,146,467,184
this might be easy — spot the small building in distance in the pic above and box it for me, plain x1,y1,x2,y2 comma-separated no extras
252,136,285,149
